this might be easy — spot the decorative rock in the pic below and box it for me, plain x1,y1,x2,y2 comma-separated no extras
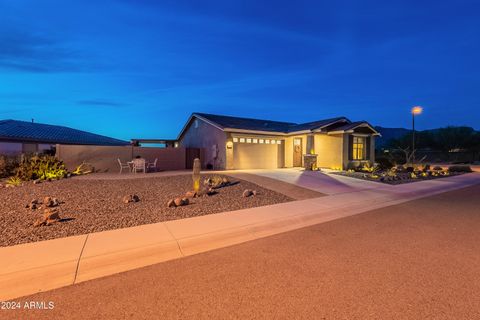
34,207,61,227
167,199,176,208
185,191,197,198
123,194,140,204
43,196,54,207
5,184,14,188
33,179,41,185
181,198,189,206
174,197,183,206
243,189,255,197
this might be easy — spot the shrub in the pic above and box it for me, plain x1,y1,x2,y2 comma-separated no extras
347,162,361,171
0,156,19,178
361,162,379,173
405,166,414,173
433,166,443,171
448,165,472,173
6,176,22,187
204,175,229,189
375,157,394,170
16,155,68,181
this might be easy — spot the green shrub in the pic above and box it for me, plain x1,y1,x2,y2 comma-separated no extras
6,176,22,187
16,155,68,181
448,165,472,173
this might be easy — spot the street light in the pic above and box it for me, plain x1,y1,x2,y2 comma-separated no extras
411,106,423,165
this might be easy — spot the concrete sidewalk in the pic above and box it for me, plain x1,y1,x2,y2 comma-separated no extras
1,173,478,301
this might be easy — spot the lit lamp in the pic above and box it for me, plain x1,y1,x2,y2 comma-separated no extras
411,106,423,165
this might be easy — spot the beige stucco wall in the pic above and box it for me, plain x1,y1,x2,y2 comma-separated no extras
179,118,227,169
314,133,344,169
56,144,186,172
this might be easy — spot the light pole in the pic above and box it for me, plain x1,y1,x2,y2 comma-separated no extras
411,106,423,165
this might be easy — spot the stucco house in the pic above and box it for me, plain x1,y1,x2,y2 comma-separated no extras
178,112,380,170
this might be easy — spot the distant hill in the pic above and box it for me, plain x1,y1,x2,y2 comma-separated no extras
375,126,411,148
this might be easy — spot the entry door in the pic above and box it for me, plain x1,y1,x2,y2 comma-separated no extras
293,138,302,167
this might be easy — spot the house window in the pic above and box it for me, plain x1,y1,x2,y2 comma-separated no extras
352,136,365,160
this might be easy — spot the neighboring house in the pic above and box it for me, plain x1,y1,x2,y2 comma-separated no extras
0,119,129,156
178,112,380,170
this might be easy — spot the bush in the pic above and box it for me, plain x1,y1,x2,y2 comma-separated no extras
0,156,19,178
433,166,443,171
375,157,394,170
16,155,68,181
448,165,472,173
405,166,414,173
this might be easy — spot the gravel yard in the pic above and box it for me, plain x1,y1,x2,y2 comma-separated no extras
0,174,292,247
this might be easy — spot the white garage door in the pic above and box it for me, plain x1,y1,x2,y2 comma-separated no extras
233,142,279,169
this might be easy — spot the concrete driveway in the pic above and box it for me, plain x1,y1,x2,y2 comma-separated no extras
225,168,387,195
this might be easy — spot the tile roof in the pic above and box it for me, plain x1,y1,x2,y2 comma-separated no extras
193,112,349,133
0,120,130,146
332,121,378,132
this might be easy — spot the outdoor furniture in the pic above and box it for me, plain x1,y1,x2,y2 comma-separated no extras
132,158,146,174
147,158,158,172
117,159,131,174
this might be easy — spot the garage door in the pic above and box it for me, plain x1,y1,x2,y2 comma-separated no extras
234,142,279,169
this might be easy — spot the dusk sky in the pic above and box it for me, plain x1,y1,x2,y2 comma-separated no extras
1,0,479,140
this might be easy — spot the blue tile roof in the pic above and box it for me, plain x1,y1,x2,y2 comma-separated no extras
0,120,130,146
194,112,350,133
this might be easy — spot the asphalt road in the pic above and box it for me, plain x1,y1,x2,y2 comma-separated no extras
3,184,480,319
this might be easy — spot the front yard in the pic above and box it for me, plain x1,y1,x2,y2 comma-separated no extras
331,164,473,185
0,174,292,247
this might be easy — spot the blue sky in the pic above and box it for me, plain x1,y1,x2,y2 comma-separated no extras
1,0,479,140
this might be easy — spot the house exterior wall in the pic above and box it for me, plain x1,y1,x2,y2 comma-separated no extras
0,142,22,155
56,144,186,172
314,133,344,169
179,118,227,169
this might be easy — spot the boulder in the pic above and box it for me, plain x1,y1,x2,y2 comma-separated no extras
167,199,176,208
123,194,140,204
174,198,183,206
243,189,253,197
181,198,189,206
185,191,197,198
43,196,54,207
34,208,61,227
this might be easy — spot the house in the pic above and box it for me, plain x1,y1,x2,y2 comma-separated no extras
0,119,130,156
178,112,380,170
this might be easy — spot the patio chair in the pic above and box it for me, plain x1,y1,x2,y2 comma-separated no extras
117,158,131,174
147,158,158,172
132,158,146,174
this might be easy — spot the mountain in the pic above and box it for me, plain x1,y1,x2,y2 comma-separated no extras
375,126,411,148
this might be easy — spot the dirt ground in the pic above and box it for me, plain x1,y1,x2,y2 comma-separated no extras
2,183,480,319
0,174,291,247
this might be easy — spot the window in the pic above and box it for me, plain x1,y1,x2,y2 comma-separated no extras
270,140,276,144
233,137,239,143
259,139,264,144
252,138,258,143
265,139,270,144
276,140,282,144
352,136,365,160
246,138,252,143
239,138,245,143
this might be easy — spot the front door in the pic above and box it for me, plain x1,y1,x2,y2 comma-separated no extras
293,138,302,167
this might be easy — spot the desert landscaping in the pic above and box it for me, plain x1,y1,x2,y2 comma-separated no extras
0,174,292,247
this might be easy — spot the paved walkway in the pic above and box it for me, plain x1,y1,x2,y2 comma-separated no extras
1,172,478,301
4,184,480,319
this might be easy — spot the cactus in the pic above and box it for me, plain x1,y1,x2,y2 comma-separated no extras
192,158,201,192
